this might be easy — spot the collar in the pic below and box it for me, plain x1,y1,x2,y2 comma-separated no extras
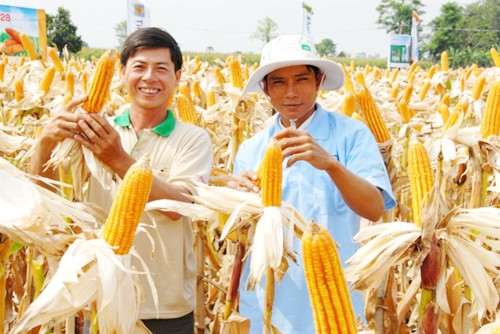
274,104,329,140
114,106,176,137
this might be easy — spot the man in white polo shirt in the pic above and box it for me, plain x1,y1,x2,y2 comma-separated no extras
30,27,213,334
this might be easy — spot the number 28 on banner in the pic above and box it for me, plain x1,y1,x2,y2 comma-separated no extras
0,13,11,22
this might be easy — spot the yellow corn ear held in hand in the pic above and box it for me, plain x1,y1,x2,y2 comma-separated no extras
101,154,153,255
82,50,116,113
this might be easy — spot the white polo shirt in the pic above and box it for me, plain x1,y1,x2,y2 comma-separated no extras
87,106,213,319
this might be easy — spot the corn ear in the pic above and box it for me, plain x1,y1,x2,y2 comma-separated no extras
82,50,116,113
48,47,65,73
258,138,283,207
490,47,500,67
14,80,24,102
407,140,434,227
101,154,153,255
20,33,37,61
480,80,500,139
302,221,357,334
39,65,56,96
356,87,391,143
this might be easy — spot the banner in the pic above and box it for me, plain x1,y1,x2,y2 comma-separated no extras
0,5,47,57
127,0,151,36
388,34,411,69
410,11,419,62
302,2,313,41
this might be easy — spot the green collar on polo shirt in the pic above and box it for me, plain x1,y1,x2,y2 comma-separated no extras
114,107,176,137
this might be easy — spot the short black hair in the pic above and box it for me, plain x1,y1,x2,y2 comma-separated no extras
120,27,183,71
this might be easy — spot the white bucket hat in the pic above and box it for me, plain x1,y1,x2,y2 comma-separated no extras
241,34,345,96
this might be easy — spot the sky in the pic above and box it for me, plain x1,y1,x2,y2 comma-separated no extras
1,0,478,58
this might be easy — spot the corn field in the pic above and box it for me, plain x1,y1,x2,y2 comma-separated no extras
0,44,499,334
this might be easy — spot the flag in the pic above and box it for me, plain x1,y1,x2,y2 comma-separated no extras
127,0,151,36
302,2,313,41
410,11,419,62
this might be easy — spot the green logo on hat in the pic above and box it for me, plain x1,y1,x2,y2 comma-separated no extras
301,44,311,51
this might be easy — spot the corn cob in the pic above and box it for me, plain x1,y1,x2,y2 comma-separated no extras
176,94,198,124
480,80,500,139
19,33,37,61
439,104,450,124
354,71,366,87
14,80,24,102
490,48,500,67
407,140,434,227
101,154,153,255
390,68,399,83
342,92,356,117
341,64,356,94
82,50,116,113
403,84,413,103
302,221,356,334
230,58,244,90
471,75,486,101
390,84,400,99
206,89,216,108
441,51,449,71
48,47,64,73
0,62,4,82
39,65,56,96
214,67,225,84
356,87,391,143
258,138,283,207
63,71,75,105
398,99,413,124
419,80,431,101
427,65,436,79
442,105,463,133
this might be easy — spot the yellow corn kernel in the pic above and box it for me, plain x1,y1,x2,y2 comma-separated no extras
341,92,356,117
407,140,434,227
176,94,198,124
230,58,244,90
39,65,56,96
257,138,283,207
471,75,486,101
441,51,449,71
491,48,500,67
82,50,116,113
14,80,24,102
356,87,391,143
101,154,153,255
480,80,500,139
302,221,357,334
48,47,64,73
20,33,37,61
419,80,431,101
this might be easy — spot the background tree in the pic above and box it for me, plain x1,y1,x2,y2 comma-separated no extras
422,0,498,67
47,7,84,53
251,17,278,46
114,20,127,50
315,38,337,56
423,2,465,62
376,0,425,35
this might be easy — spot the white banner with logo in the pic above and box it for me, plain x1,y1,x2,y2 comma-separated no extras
127,0,151,35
